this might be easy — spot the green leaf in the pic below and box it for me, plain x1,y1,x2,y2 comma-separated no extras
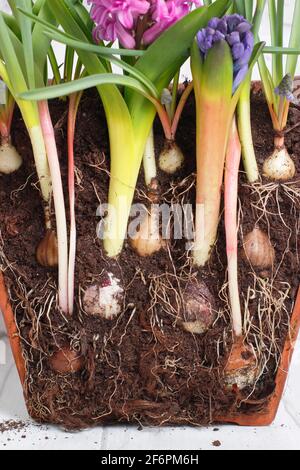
286,0,300,77
234,0,246,17
0,14,28,95
258,53,276,107
264,46,300,55
31,2,58,82
19,73,155,102
252,0,267,39
41,30,158,97
17,0,36,88
1,12,21,40
200,40,233,100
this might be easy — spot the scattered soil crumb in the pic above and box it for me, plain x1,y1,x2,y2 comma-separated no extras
0,420,28,434
212,440,222,447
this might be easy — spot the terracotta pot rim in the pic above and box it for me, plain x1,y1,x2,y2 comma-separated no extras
1,271,299,427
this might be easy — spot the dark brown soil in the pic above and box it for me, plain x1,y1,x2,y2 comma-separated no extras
0,88,299,429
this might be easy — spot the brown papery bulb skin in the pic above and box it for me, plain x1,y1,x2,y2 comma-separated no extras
36,230,58,267
131,208,165,257
181,281,216,334
242,228,275,269
49,347,83,374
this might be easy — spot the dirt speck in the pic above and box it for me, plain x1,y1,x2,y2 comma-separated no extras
0,421,28,434
212,440,222,448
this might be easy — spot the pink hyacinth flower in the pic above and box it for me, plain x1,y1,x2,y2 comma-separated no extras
143,0,202,45
89,0,150,48
89,0,202,49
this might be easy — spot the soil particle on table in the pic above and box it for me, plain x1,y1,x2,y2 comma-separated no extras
212,440,222,447
0,420,28,434
0,87,299,429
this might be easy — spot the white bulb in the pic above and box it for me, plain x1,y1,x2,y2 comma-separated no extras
131,209,165,257
263,147,295,182
0,143,22,175
83,273,124,320
159,142,184,175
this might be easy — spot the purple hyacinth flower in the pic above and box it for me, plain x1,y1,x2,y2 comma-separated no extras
226,31,240,46
213,30,225,42
216,18,227,35
232,42,245,60
236,21,252,33
226,14,243,32
208,17,219,29
232,64,248,91
197,14,254,93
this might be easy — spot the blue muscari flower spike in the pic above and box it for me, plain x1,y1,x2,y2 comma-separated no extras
197,14,254,93
275,73,300,105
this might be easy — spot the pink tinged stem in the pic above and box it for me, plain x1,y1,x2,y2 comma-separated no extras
0,99,15,144
225,116,243,338
171,81,194,138
6,100,15,137
38,100,69,314
0,121,10,143
67,92,82,315
150,96,172,140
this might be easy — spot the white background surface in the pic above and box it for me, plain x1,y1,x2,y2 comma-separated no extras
1,0,300,451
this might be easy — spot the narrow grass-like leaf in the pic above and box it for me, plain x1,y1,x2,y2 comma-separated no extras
252,0,267,38
48,45,62,84
17,0,35,88
275,0,284,82
268,0,278,84
2,12,21,39
20,73,156,102
245,0,254,21
264,46,300,55
234,0,246,17
0,14,28,95
41,31,159,97
286,0,300,77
